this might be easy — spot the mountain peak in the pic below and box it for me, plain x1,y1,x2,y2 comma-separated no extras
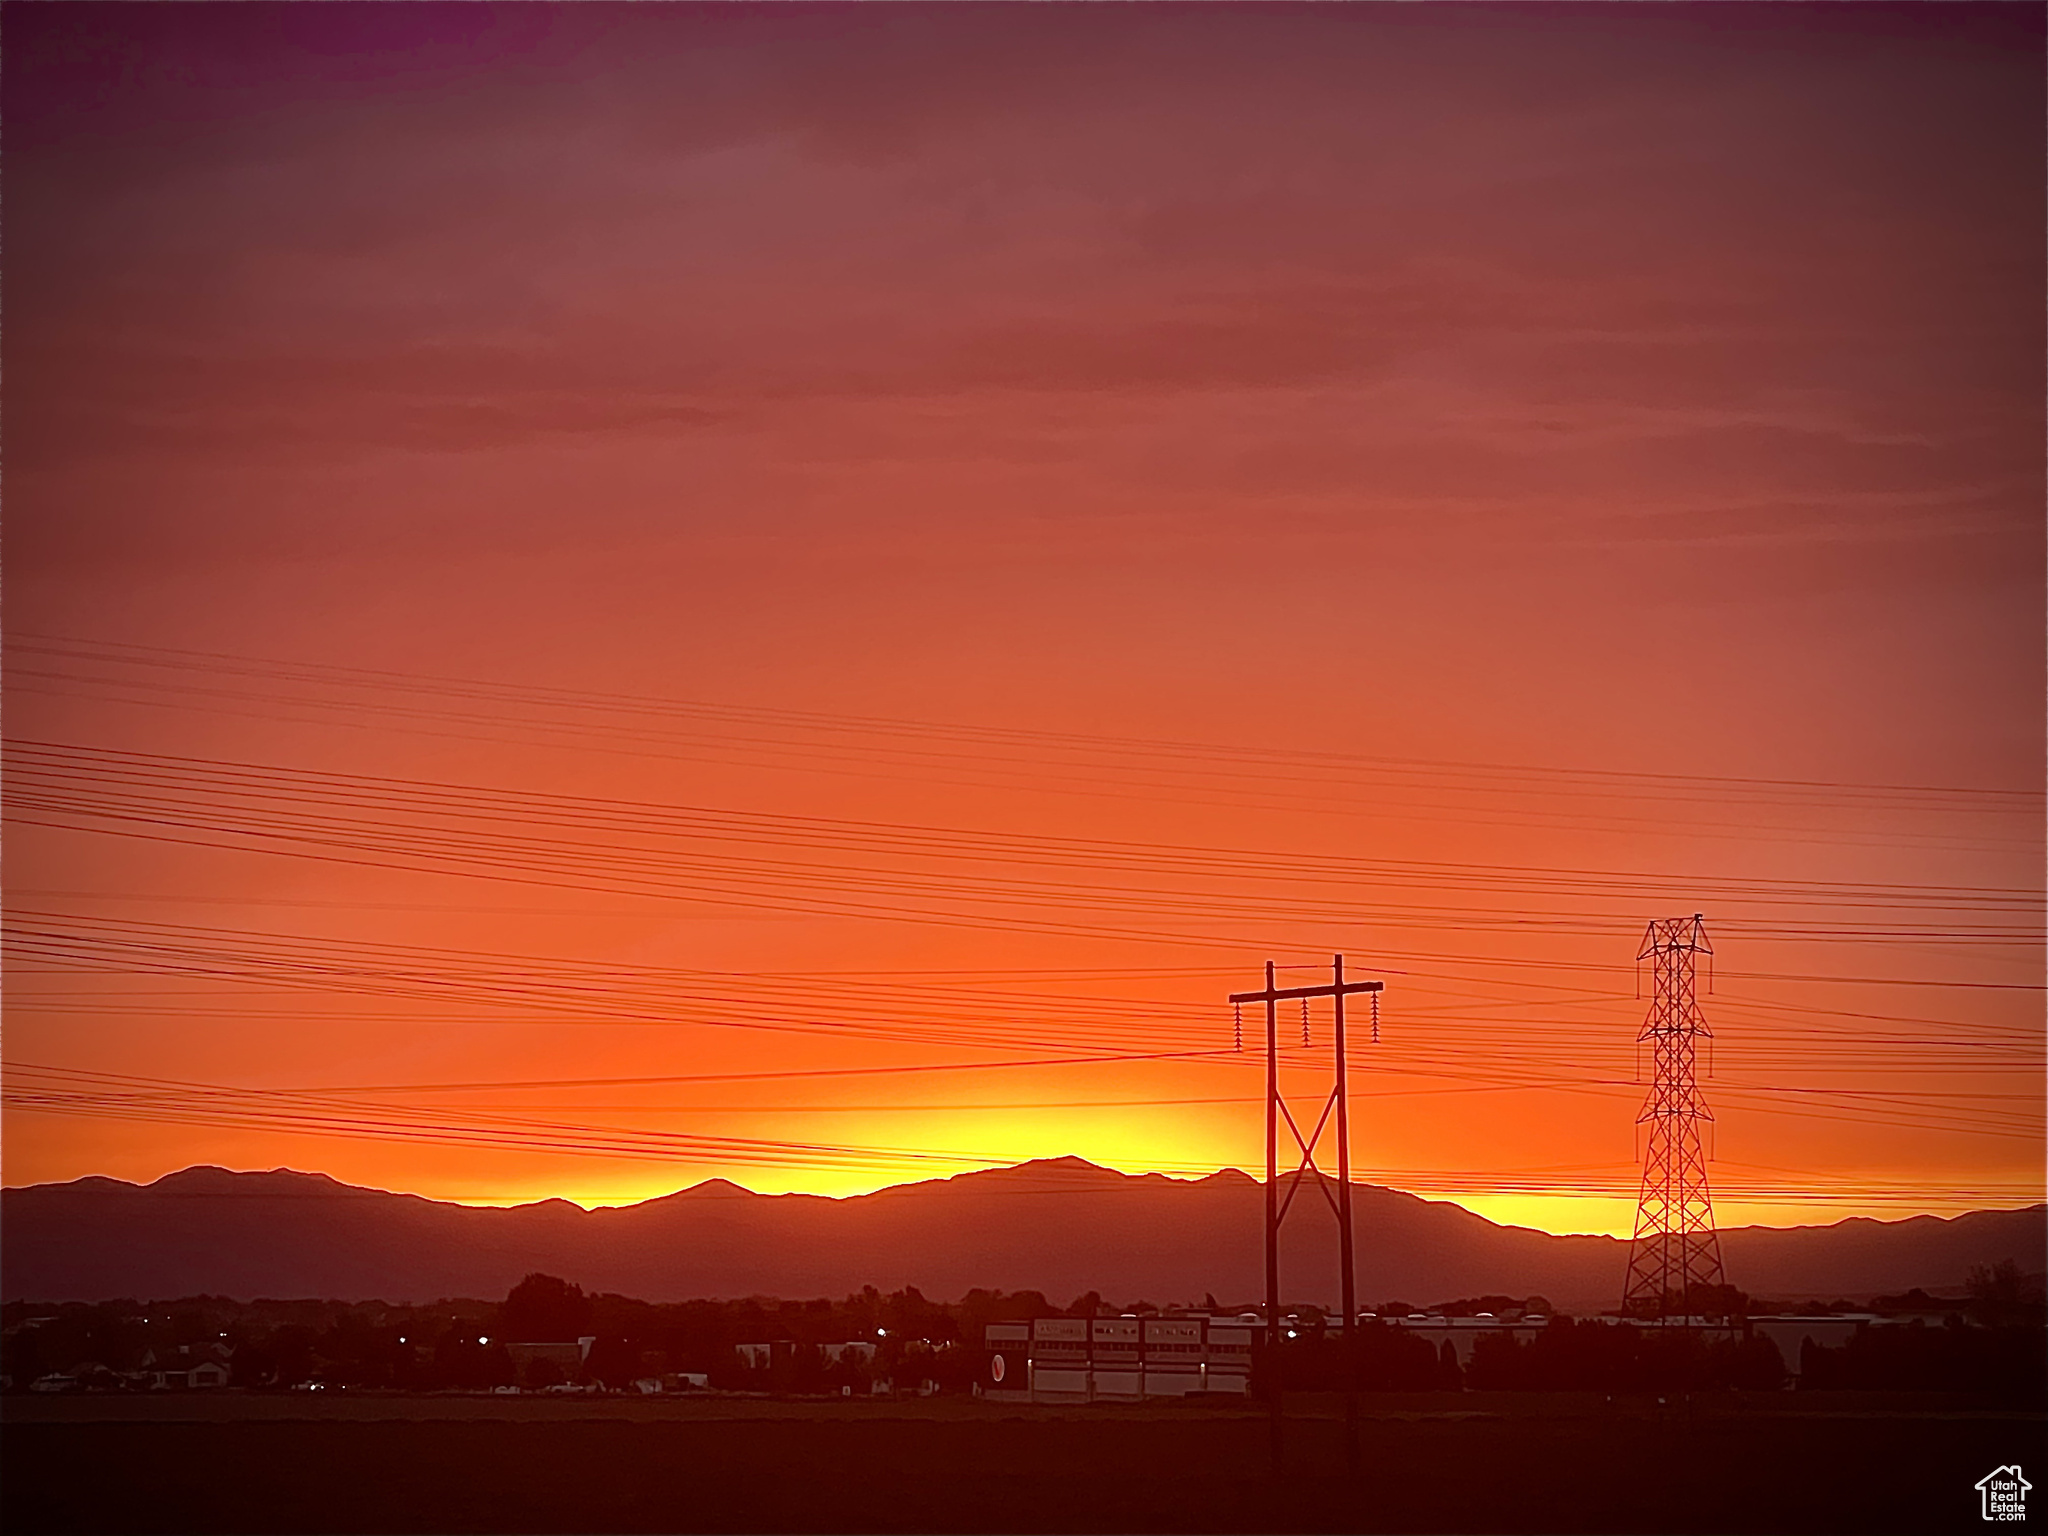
857,1156,1133,1202
147,1166,354,1197
675,1177,756,1199
1012,1156,1116,1177
946,1157,1131,1189
47,1175,144,1196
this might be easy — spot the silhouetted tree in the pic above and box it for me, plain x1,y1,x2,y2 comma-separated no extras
584,1335,641,1388
1465,1331,1520,1390
315,1311,399,1387
229,1335,279,1388
888,1339,937,1393
880,1285,950,1343
269,1324,318,1386
501,1274,593,1341
1967,1260,2041,1327
1427,1294,1522,1318
1513,1316,1618,1390
1437,1338,1465,1391
1798,1336,1825,1386
1682,1282,1750,1322
434,1328,515,1390
824,1344,875,1395
1,1304,152,1383
706,1345,750,1392
1722,1333,1787,1390
927,1342,978,1395
1800,1317,2045,1401
1318,1320,1438,1391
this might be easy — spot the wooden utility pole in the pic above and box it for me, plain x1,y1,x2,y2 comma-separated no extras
1230,956,1383,1475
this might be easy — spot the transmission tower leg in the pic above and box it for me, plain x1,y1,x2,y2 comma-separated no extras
1334,954,1359,1478
1264,960,1282,1475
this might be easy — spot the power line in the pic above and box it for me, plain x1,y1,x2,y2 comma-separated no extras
14,635,2037,806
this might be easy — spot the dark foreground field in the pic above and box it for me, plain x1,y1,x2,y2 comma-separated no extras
5,1391,2038,1534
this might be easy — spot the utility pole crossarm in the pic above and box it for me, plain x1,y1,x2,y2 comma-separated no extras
1229,979,1383,1004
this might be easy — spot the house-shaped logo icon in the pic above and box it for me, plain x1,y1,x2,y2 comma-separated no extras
1976,1465,2029,1522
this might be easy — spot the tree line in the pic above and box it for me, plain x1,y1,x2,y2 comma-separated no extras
7,1264,2039,1399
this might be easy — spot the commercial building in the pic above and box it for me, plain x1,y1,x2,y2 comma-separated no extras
508,1336,596,1380
981,1316,1254,1403
983,1308,1893,1400
1383,1312,1554,1365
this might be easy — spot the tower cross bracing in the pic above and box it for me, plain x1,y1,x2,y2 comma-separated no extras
1622,914,1727,1319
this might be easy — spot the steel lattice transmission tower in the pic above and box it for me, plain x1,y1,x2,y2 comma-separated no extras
1621,914,1727,1320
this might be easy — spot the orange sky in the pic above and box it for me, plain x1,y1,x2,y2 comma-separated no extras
4,3,2042,1243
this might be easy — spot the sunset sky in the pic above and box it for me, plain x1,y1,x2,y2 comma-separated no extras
4,3,2041,1244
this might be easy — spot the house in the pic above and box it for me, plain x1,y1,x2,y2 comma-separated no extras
140,1342,233,1390
52,1362,124,1393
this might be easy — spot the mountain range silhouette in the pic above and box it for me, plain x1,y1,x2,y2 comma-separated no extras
6,1158,2040,1310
